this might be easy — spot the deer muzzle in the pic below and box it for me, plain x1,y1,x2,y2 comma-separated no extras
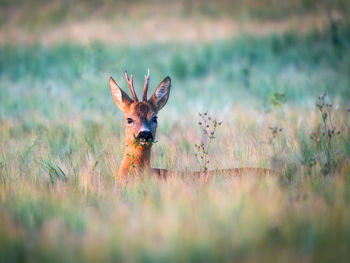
136,131,153,143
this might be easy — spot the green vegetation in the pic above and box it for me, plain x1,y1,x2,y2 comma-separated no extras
1,25,350,120
1,4,350,262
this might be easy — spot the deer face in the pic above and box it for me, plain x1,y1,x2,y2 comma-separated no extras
109,70,171,146
123,101,158,145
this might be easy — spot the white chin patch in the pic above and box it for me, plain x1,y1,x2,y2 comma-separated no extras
138,139,149,144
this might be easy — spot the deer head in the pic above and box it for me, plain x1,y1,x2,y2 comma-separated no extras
109,70,171,147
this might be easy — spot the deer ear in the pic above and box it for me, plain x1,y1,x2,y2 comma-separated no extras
109,77,132,112
149,76,171,112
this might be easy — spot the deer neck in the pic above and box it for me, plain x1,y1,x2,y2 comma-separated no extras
118,142,152,177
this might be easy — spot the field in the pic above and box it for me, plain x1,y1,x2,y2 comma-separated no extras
1,0,350,262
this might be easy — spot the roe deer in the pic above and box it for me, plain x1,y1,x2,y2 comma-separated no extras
109,70,273,180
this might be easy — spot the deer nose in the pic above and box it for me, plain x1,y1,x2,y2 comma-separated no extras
136,131,153,142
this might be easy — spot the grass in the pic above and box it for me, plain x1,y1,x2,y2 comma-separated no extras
1,0,350,29
1,24,350,119
1,21,350,262
1,175,350,262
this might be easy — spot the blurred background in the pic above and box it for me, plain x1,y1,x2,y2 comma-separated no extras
1,0,349,121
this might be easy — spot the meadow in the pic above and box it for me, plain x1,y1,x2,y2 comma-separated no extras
1,1,350,262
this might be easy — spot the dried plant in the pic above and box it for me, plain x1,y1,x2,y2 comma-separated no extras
194,111,222,172
313,92,341,175
268,126,283,143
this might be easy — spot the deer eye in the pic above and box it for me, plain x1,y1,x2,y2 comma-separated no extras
127,118,133,124
152,116,158,124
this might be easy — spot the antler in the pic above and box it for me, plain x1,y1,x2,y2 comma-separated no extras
125,70,138,102
143,68,150,101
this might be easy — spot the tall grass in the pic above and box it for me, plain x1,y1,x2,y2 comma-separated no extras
1,26,350,262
